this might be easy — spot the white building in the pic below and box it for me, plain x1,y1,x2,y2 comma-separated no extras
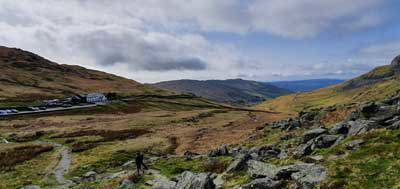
86,93,107,104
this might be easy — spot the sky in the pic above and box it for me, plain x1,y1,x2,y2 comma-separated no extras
1,0,400,83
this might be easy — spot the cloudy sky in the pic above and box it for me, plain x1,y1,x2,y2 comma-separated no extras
1,0,400,83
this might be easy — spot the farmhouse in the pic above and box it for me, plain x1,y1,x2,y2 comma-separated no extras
86,93,107,104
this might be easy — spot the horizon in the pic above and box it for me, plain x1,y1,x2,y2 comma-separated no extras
1,0,400,83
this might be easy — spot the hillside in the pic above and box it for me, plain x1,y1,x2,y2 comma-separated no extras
268,79,345,92
151,79,292,105
0,46,162,102
258,55,400,113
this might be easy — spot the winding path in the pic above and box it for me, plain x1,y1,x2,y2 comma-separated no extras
53,147,73,188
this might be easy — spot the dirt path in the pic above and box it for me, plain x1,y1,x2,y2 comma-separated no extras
53,147,73,187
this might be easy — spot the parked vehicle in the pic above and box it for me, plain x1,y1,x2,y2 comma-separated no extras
28,107,40,111
0,110,8,115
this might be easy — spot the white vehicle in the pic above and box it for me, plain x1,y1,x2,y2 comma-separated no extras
0,110,8,115
11,109,18,113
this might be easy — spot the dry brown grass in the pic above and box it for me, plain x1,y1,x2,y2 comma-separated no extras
0,143,53,169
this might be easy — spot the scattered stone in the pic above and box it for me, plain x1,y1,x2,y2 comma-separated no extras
329,122,349,135
82,171,97,182
242,177,281,189
225,154,252,173
151,178,176,189
119,179,136,189
276,163,326,188
247,160,279,179
302,128,327,143
293,140,314,157
184,151,199,160
313,135,340,148
345,139,365,150
175,171,215,189
347,120,379,136
22,185,41,189
208,145,229,157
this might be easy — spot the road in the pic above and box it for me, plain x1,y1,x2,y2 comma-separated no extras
0,104,98,117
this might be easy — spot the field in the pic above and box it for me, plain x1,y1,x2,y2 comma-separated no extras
0,96,285,188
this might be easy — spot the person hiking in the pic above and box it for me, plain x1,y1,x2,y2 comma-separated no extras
135,152,148,175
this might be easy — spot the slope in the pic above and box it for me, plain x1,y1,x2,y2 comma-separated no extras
258,55,400,114
0,46,161,102
151,79,292,105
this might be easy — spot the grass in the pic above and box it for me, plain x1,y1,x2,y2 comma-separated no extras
0,143,54,168
317,129,400,189
0,149,58,189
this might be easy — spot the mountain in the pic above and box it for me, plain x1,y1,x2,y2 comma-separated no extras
268,79,345,92
151,79,292,105
0,46,161,101
258,55,400,113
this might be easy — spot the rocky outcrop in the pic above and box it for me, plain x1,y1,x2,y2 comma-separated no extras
175,171,215,189
208,145,229,157
242,177,281,189
225,154,252,173
302,128,327,142
247,160,279,179
276,163,326,189
347,120,380,136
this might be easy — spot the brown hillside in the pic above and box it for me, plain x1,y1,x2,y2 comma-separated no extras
0,46,160,101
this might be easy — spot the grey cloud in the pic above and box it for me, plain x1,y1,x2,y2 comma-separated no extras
70,30,207,71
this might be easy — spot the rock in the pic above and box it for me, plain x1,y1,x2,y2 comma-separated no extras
388,120,400,130
247,160,279,179
345,139,365,150
359,102,379,116
242,177,281,189
313,135,340,149
370,106,398,123
299,111,318,126
304,155,324,163
184,151,199,160
293,140,314,157
250,146,281,160
82,171,97,182
348,120,380,136
152,178,176,189
329,122,349,135
175,171,215,189
120,179,136,189
302,128,327,143
225,154,251,173
276,163,326,189
208,145,229,157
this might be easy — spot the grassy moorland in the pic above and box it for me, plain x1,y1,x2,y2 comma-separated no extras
0,95,283,188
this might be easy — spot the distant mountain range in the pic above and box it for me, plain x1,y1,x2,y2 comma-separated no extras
268,79,345,92
151,79,292,105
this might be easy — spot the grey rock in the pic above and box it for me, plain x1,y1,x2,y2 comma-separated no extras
277,163,326,189
82,171,97,182
22,185,41,189
348,120,380,136
120,179,136,189
313,135,340,149
359,102,378,115
302,128,327,143
293,140,314,157
388,120,400,130
247,160,279,179
242,177,281,189
208,145,229,157
329,122,349,135
345,139,365,150
225,154,251,173
175,171,215,189
152,178,176,189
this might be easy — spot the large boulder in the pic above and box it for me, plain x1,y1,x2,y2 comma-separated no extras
208,145,229,157
242,177,281,189
293,140,314,157
276,163,326,189
247,160,279,179
82,171,97,182
313,135,340,149
359,102,379,116
175,171,215,189
152,178,176,189
225,154,251,173
347,120,380,136
302,128,327,143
